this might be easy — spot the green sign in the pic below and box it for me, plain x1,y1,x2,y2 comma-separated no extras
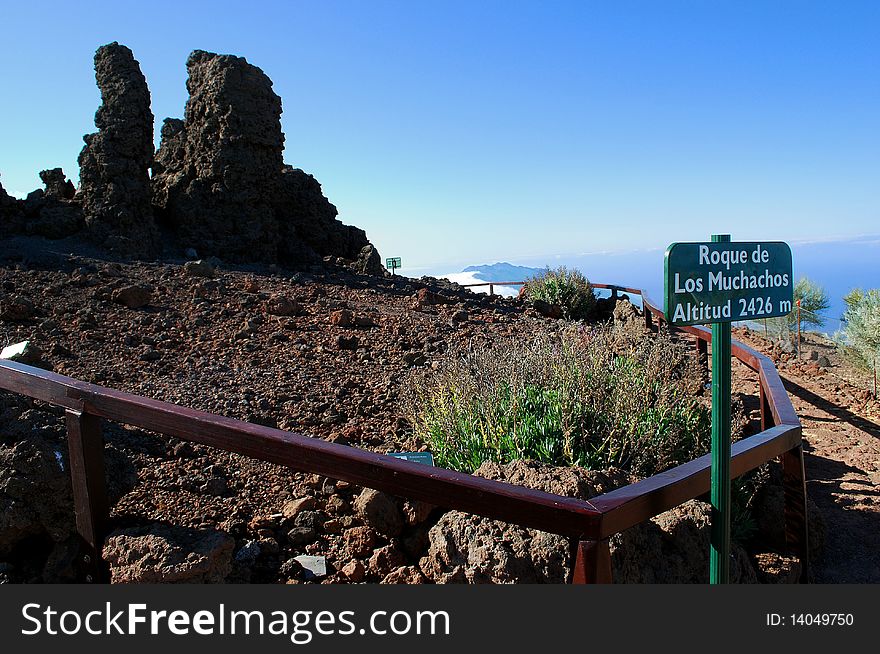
664,241,793,326
386,257,402,269
665,235,793,584
388,451,434,466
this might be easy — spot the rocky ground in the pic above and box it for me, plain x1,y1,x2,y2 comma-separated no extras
8,40,854,585
0,249,872,584
731,327,880,583
0,247,568,583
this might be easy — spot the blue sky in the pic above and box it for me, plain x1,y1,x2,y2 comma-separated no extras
1,1,877,273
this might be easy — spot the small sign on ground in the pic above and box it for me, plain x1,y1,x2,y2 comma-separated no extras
294,555,327,580
386,257,402,271
388,452,435,466
1,340,32,360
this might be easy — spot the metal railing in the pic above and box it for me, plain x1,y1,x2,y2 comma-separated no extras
0,282,808,583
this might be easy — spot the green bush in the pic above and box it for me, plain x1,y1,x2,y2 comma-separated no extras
401,323,710,477
792,277,830,329
837,288,880,375
522,266,597,320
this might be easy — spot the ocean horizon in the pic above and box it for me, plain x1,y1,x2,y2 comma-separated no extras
431,234,879,335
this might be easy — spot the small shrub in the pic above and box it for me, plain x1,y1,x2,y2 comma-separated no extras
791,277,830,329
401,323,710,477
730,469,767,546
836,288,880,378
522,266,597,321
764,277,831,341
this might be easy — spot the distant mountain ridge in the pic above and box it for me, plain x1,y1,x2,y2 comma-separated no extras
439,262,545,297
458,237,880,328
461,262,545,282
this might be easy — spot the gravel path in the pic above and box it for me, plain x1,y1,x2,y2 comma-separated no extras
734,329,880,582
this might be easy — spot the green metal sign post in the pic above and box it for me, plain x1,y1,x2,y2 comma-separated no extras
386,257,402,275
709,234,732,584
665,235,792,584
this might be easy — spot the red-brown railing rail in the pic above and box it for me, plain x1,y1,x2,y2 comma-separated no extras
0,282,808,583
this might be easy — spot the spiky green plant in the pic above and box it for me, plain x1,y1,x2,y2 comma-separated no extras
836,288,880,391
522,266,597,321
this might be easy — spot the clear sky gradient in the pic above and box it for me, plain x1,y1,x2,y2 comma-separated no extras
1,1,877,273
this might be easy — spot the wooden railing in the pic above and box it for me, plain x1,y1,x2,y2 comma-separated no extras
0,282,807,583
459,281,641,300
459,281,525,296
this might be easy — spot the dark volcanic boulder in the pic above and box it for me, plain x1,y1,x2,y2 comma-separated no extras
354,244,386,276
0,400,137,580
0,176,25,236
39,168,75,201
420,460,633,583
0,177,16,208
78,42,159,257
419,460,757,584
103,524,235,583
0,436,76,558
152,50,284,262
20,169,84,239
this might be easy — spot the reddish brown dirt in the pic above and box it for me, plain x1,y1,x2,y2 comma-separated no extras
0,256,556,582
731,327,880,582
2,252,876,583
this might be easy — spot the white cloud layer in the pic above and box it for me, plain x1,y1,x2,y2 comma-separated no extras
440,271,521,297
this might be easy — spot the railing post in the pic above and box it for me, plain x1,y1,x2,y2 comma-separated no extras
760,381,774,431
570,538,613,584
781,444,811,583
644,309,654,332
695,337,708,369
489,284,494,296
66,409,110,583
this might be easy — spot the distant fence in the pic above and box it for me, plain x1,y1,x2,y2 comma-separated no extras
0,282,808,583
460,281,641,304
459,281,525,296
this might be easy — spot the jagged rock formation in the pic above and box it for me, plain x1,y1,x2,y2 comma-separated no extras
78,42,158,257
39,168,75,201
274,166,382,271
24,169,83,239
152,50,385,272
150,118,185,210
151,51,283,261
2,43,384,273
0,169,83,240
